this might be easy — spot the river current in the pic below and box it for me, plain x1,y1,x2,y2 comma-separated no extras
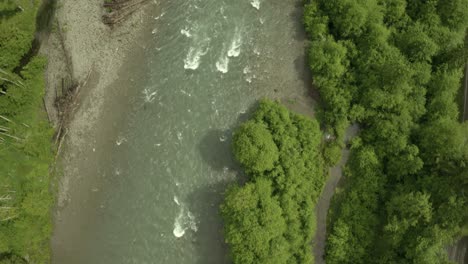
52,0,313,263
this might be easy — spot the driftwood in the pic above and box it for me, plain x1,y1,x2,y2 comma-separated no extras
102,0,149,25
43,98,52,123
52,68,92,159
55,129,67,161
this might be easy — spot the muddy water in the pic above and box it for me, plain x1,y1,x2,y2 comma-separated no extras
51,1,315,263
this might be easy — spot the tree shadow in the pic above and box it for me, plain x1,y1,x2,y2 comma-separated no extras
197,129,236,172
186,181,233,264
0,6,21,21
35,0,57,36
290,0,321,105
197,102,259,172
294,54,320,102
189,102,260,263
289,0,307,42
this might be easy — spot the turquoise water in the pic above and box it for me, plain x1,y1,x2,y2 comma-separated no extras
52,1,313,263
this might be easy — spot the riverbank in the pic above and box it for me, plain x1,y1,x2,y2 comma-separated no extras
448,237,468,264
40,0,152,208
39,0,154,260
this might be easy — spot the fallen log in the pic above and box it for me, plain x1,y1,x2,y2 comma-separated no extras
102,0,149,25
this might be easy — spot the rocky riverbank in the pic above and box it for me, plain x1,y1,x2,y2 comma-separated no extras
40,0,151,208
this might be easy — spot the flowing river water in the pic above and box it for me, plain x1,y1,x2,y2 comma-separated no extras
52,0,315,263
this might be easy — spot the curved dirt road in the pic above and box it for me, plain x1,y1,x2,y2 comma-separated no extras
313,125,358,263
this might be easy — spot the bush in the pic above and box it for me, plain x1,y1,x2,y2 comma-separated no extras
233,121,279,173
323,142,342,166
222,100,324,264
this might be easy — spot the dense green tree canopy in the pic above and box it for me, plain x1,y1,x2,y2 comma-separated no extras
304,0,468,263
233,121,279,173
222,100,324,264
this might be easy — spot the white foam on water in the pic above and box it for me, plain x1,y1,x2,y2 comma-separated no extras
250,0,260,10
172,203,198,238
184,47,201,70
216,55,229,73
152,28,158,34
173,209,185,238
243,66,253,83
180,89,192,97
116,136,126,146
253,47,261,55
173,196,180,205
227,28,242,57
180,28,192,37
187,211,198,232
154,12,166,20
143,88,157,103
183,43,209,70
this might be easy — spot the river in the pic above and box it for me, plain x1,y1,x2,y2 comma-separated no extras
51,0,314,263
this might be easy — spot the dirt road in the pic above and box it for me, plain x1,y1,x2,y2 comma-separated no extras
313,125,359,263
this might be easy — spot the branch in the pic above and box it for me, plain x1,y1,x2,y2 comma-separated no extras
0,132,21,141
0,115,12,123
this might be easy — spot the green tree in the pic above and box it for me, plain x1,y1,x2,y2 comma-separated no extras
222,100,324,264
305,0,468,262
221,178,288,264
233,121,279,173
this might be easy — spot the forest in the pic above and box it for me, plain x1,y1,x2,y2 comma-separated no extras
221,100,325,264
0,0,54,263
304,0,468,263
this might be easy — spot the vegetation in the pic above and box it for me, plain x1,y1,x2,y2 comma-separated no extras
304,0,468,263
221,100,325,264
0,0,54,263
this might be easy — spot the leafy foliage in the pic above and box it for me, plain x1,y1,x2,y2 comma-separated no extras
304,0,468,263
233,121,279,173
221,100,324,264
0,0,54,262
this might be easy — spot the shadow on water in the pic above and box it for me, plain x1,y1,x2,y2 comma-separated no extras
290,0,307,42
190,102,260,263
198,129,236,172
187,182,232,264
197,101,259,171
290,0,321,103
294,53,320,102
